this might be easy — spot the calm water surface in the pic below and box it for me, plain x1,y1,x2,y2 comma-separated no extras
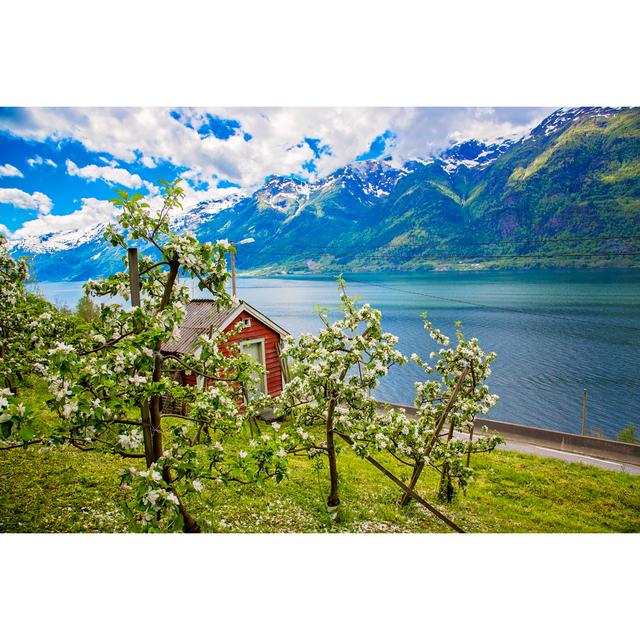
33,270,640,439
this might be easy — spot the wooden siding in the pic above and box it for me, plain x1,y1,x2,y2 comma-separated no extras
223,310,284,396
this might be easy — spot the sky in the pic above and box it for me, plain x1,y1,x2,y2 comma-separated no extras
0,107,554,241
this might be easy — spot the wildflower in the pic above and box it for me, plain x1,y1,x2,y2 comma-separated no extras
166,492,180,506
61,401,79,419
49,341,73,355
192,479,203,492
276,448,286,458
239,450,248,459
145,489,160,506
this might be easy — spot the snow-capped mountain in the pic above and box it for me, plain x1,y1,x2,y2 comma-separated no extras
318,160,407,202
10,105,640,279
254,175,312,213
15,223,106,255
9,146,506,260
171,193,245,231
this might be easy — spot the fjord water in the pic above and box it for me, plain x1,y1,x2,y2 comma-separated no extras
34,269,640,439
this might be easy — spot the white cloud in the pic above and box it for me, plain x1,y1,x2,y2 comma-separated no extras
0,107,556,190
11,197,117,240
27,155,57,168
0,222,10,236
98,156,118,167
0,187,53,214
140,155,156,168
0,163,24,178
9,178,243,242
66,159,145,189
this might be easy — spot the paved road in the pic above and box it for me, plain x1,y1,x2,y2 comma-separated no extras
376,403,640,475
499,437,640,475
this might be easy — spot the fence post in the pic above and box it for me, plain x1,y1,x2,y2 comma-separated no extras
128,247,154,468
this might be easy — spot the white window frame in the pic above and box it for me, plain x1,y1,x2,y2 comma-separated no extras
239,337,268,396
192,345,205,390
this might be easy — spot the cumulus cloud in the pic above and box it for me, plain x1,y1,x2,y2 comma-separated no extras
0,163,24,178
11,197,117,240
0,107,555,191
0,187,53,214
66,159,145,189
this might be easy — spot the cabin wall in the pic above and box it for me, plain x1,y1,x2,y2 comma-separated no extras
223,310,284,396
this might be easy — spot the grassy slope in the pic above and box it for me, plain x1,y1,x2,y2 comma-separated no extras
1,379,638,533
2,443,639,533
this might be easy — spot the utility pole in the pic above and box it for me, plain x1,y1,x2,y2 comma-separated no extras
230,241,237,298
582,387,587,436
127,247,154,467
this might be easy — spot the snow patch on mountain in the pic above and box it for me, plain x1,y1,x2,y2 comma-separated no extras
255,175,313,212
437,138,514,174
14,223,107,254
171,193,244,230
318,159,407,203
530,107,628,139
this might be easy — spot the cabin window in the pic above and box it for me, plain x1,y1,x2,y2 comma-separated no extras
242,318,252,328
240,338,267,397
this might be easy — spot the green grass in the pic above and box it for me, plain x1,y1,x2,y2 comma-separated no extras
1,379,639,533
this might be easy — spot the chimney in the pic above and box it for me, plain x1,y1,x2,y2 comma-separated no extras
230,241,237,298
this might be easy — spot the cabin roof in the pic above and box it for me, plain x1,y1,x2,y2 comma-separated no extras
161,298,289,354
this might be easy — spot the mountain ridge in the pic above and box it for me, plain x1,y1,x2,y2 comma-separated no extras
10,106,640,280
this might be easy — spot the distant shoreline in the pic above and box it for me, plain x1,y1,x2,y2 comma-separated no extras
28,263,640,284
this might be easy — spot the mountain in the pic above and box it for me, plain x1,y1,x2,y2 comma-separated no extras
12,107,640,280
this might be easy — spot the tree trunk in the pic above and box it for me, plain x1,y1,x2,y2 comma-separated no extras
148,259,179,462
150,353,165,460
326,398,340,508
181,508,202,533
437,463,455,503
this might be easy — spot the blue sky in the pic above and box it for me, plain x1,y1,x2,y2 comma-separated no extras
0,107,554,241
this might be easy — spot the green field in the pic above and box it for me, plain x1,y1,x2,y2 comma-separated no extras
1,381,638,534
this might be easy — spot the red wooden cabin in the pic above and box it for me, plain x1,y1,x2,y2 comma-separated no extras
161,299,290,397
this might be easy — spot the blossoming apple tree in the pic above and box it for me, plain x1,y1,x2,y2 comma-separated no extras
274,283,501,526
274,278,407,511
0,180,301,532
0,235,72,398
350,315,503,505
